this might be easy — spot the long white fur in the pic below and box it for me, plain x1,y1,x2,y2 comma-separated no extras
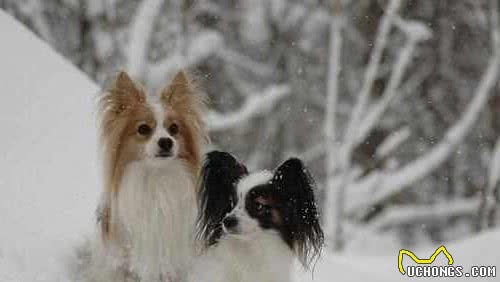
186,232,294,282
83,159,197,282
116,159,197,280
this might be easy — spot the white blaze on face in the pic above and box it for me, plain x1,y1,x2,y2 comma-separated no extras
236,171,273,195
144,103,179,159
225,171,273,236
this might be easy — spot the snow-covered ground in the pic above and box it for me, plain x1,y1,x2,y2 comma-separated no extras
0,10,498,282
0,11,100,282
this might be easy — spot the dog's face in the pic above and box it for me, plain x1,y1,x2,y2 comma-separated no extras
221,171,276,236
197,151,324,268
104,102,181,164
122,102,191,163
99,71,207,173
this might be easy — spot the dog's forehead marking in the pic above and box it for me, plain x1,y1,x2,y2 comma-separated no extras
152,103,166,124
237,171,273,198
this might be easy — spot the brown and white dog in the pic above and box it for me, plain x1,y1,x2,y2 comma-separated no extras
87,71,207,282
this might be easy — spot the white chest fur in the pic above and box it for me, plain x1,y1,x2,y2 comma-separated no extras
187,233,295,282
115,159,197,281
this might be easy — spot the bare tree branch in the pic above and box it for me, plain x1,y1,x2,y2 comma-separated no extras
354,20,430,146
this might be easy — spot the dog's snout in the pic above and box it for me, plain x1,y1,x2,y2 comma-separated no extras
158,137,173,151
223,216,239,229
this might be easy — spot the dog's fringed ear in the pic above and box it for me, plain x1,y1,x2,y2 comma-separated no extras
272,158,324,269
161,71,205,108
112,71,145,102
162,71,186,103
99,71,146,118
115,72,137,94
197,151,248,248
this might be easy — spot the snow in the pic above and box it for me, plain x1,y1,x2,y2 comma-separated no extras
297,228,500,282
0,11,100,282
0,9,498,282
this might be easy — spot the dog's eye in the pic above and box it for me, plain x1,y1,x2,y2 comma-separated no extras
255,203,269,214
168,123,179,135
137,124,152,136
256,203,264,211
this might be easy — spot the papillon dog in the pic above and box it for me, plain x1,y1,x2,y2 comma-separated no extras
86,71,207,282
188,151,324,282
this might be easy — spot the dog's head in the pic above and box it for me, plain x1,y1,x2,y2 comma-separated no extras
97,71,207,239
197,151,324,268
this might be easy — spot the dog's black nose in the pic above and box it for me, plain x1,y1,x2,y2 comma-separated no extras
222,216,238,229
158,137,173,151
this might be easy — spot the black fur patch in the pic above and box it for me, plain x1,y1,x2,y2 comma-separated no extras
243,158,324,268
197,151,248,248
269,158,324,268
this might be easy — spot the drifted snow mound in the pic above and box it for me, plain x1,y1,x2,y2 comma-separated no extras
0,11,100,282
0,9,499,282
296,228,500,282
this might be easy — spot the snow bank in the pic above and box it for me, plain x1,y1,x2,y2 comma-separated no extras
297,228,500,282
0,11,100,281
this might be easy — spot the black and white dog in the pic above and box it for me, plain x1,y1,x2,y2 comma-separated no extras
187,151,324,282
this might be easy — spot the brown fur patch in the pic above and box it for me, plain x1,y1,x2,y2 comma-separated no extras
255,196,283,225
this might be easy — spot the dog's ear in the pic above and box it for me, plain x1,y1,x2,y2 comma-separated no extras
100,71,146,119
197,151,248,248
112,71,145,102
272,158,324,269
115,72,137,93
161,71,193,105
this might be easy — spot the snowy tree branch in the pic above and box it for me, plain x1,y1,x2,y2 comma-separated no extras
126,0,164,78
344,0,402,142
346,2,500,213
479,136,500,229
367,198,481,230
354,20,430,146
147,31,224,87
217,48,275,78
375,126,411,159
206,85,290,131
323,0,343,246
